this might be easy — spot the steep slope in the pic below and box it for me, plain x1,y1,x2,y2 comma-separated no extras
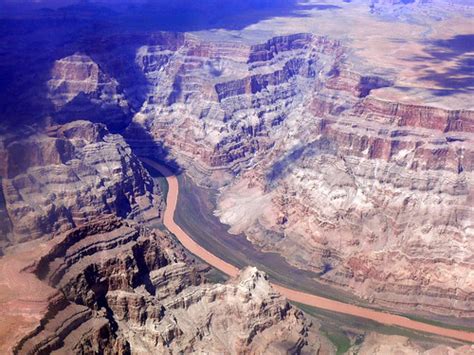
4,217,321,354
0,120,162,245
25,30,472,319
0,119,322,353
0,2,472,353
47,54,131,131
108,32,473,319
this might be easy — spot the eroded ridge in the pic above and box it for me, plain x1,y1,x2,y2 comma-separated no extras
5,216,320,354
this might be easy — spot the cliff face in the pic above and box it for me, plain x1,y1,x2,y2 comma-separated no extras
0,120,162,245
0,110,323,353
96,32,472,318
3,217,320,354
47,54,131,131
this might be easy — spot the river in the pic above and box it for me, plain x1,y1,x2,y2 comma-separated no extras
141,157,474,343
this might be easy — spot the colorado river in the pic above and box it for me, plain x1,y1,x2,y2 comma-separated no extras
141,158,474,343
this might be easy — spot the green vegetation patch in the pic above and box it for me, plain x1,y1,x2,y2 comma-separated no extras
323,329,351,355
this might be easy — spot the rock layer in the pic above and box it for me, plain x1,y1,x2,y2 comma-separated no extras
1,25,472,348
0,120,162,245
7,217,320,354
109,32,473,318
2,29,471,318
47,54,131,131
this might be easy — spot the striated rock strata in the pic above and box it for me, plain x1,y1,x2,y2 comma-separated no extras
0,120,162,245
103,32,473,319
1,27,472,326
47,54,131,131
4,217,320,354
22,29,468,319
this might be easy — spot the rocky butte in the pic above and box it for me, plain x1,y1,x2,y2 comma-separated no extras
0,0,473,354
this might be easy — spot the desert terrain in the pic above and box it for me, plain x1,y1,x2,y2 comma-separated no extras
0,0,473,353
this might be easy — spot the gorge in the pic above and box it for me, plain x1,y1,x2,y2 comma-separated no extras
0,0,473,353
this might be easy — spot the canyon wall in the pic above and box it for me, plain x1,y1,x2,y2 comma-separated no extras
1,28,472,347
0,116,322,353
1,1,473,351
107,32,473,319
2,217,321,354
0,120,163,245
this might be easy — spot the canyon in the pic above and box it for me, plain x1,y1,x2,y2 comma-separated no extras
0,0,473,353
1,216,322,354
144,158,474,343
119,31,473,321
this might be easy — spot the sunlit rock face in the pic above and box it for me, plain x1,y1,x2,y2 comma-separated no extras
1,19,472,320
103,32,472,318
48,54,103,107
1,28,472,318
1,1,473,353
6,218,320,354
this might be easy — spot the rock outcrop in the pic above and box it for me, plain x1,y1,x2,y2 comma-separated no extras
0,114,321,353
5,217,320,354
0,120,162,245
47,54,131,131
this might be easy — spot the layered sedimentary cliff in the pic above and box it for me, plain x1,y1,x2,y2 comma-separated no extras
0,120,162,245
1,26,472,352
103,32,472,319
3,217,320,354
18,29,470,319
2,28,471,318
0,112,325,353
47,54,131,131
